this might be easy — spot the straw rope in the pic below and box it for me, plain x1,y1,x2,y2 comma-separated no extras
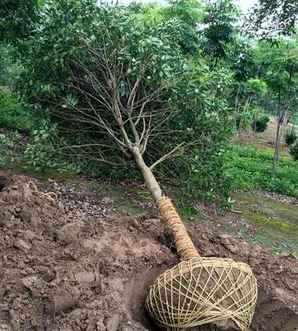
159,197,199,260
145,196,258,330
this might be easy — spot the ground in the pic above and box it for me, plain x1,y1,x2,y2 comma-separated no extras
228,118,298,257
232,118,292,154
0,173,297,331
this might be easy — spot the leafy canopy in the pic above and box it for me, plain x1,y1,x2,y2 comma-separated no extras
16,0,232,204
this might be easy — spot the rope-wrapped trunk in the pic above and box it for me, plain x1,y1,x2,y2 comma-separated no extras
158,196,199,260
132,147,199,260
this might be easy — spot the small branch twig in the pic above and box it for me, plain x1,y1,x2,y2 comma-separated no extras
150,142,186,170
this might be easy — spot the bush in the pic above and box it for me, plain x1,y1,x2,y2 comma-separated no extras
251,115,270,133
290,143,298,161
235,111,253,131
0,44,23,87
0,89,34,132
0,131,22,167
285,129,297,146
23,120,78,174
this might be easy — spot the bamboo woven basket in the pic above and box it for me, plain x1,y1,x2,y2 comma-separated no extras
145,197,258,331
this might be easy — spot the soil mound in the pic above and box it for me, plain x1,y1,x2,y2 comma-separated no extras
0,175,297,331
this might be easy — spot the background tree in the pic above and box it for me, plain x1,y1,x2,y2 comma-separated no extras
254,39,298,169
200,0,238,65
247,0,298,37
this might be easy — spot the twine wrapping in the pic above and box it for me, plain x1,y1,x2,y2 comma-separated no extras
146,196,258,330
158,196,199,260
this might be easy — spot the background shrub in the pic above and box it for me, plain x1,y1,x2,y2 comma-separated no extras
251,115,270,133
285,128,297,146
290,143,298,161
0,89,34,132
23,120,78,174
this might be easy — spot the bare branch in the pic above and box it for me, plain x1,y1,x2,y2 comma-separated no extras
127,76,142,112
149,142,186,170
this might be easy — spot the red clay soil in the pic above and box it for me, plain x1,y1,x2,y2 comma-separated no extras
0,175,297,331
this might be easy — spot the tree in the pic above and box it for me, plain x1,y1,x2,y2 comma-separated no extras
1,3,258,328
226,38,267,134
254,38,298,169
233,77,268,133
247,0,298,37
200,0,238,64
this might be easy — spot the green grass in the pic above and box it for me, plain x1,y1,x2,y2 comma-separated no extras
226,144,298,197
291,113,298,126
234,191,298,258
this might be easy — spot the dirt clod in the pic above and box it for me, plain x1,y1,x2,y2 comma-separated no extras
53,287,80,314
106,313,121,331
57,221,84,245
13,239,31,251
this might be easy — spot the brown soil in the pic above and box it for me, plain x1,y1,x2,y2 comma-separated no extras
0,174,297,331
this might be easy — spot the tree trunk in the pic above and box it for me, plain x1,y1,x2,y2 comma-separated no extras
273,109,286,171
273,118,281,171
131,146,162,202
131,146,199,260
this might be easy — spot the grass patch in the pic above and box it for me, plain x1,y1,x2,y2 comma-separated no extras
291,113,298,126
242,209,298,236
226,144,298,197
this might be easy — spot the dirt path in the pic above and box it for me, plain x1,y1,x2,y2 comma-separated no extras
0,174,297,331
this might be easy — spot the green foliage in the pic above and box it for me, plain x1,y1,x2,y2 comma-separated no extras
0,130,22,167
235,105,266,132
18,0,201,105
0,44,23,87
1,0,297,207
23,120,78,174
166,0,203,25
201,0,238,61
292,113,298,125
18,0,98,103
235,111,253,131
139,58,233,205
0,89,34,132
226,144,298,197
254,39,298,114
247,0,298,36
186,145,232,206
251,115,270,133
0,0,40,43
246,78,268,97
229,39,256,82
285,128,297,146
15,1,233,204
289,143,298,161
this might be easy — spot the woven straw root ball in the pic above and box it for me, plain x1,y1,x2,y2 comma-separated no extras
146,257,257,331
